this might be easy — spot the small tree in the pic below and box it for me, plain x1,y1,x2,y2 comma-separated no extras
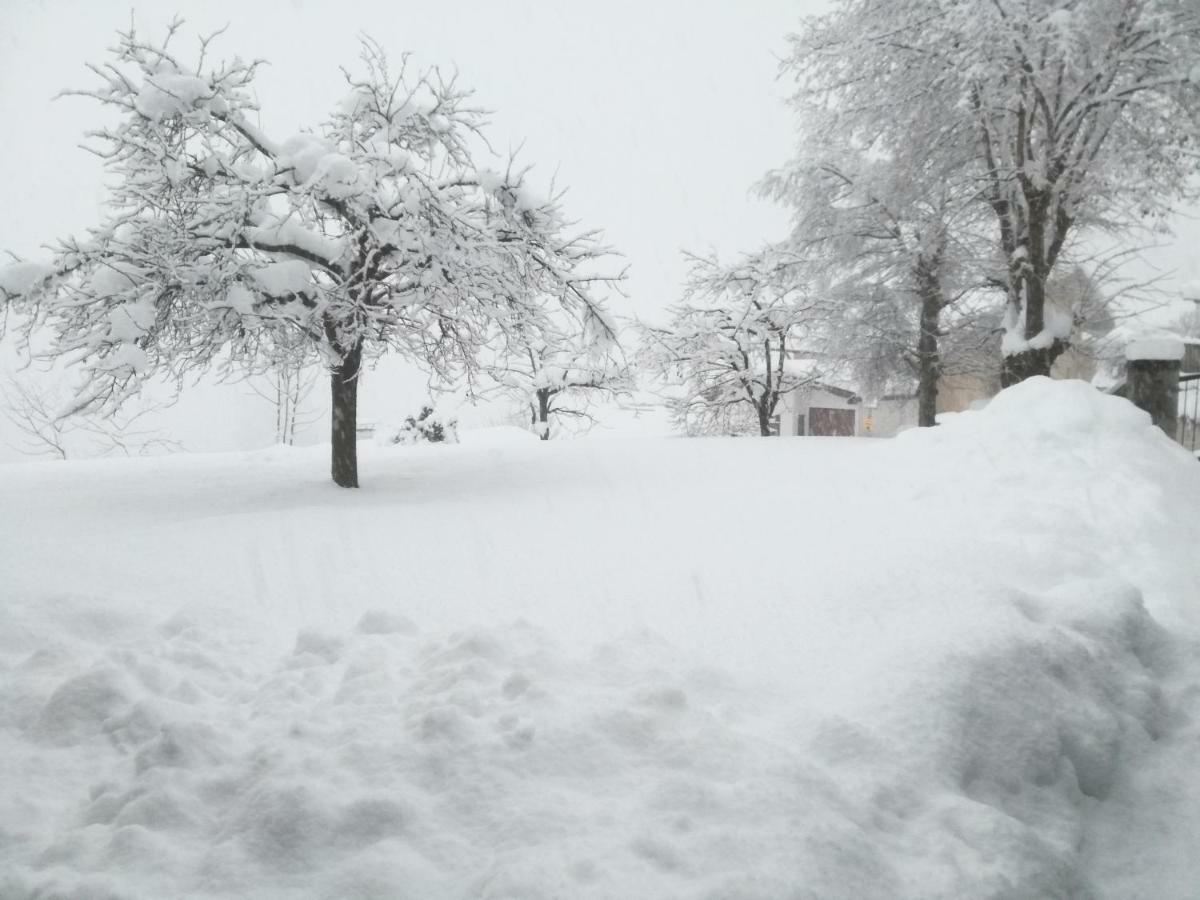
245,356,321,446
639,251,823,436
0,22,618,487
483,307,629,440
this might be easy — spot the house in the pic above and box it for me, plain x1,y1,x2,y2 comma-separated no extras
773,383,916,437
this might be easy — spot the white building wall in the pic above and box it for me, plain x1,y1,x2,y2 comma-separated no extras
777,390,919,438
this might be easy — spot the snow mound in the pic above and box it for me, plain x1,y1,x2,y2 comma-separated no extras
1,378,1198,897
0,581,1177,899
915,376,1154,443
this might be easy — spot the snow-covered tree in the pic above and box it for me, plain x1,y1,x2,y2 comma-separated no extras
761,139,994,426
786,0,1200,386
482,303,629,440
638,251,823,437
246,357,321,446
0,22,618,486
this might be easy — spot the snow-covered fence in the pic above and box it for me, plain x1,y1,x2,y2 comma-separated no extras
1180,374,1200,453
1124,336,1184,439
1178,340,1200,454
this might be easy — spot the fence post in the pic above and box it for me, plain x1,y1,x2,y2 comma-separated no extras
1125,336,1184,437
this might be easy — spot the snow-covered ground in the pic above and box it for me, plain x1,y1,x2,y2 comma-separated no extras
1,378,1198,899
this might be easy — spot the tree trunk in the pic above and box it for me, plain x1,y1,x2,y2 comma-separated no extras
757,403,773,437
330,339,363,488
1000,340,1066,387
916,272,942,428
1001,211,1067,386
536,388,551,441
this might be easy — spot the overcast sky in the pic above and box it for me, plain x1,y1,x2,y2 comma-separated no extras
0,0,836,318
1,0,1197,457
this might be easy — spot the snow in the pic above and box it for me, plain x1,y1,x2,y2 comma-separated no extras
251,261,316,297
277,134,334,184
1125,335,1185,362
277,135,363,198
134,72,213,119
0,260,53,296
86,264,141,298
224,283,257,315
1,379,1199,898
1002,302,1074,356
244,215,347,270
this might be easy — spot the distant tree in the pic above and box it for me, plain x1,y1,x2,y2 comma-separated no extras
638,251,823,436
760,142,994,426
785,0,1200,386
245,355,321,446
483,307,629,440
0,22,618,487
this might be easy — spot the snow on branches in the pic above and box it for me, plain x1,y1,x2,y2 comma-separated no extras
0,20,622,486
786,0,1200,384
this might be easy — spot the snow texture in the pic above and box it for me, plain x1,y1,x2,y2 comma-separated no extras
1,379,1198,899
0,261,53,296
251,261,316,297
134,72,215,119
1125,335,1185,362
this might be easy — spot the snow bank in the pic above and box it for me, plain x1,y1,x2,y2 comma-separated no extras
911,376,1155,445
1,379,1198,898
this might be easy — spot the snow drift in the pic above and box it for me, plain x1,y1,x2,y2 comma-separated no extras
1,378,1198,898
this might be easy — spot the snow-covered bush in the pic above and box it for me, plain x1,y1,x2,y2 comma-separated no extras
381,406,459,446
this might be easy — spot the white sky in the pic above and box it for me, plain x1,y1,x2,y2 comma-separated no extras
1,0,1197,458
0,0,824,318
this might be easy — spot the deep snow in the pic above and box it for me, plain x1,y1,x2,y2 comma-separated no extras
1,378,1199,899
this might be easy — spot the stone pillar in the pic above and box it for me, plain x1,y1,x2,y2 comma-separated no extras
1125,336,1184,438
1128,359,1180,437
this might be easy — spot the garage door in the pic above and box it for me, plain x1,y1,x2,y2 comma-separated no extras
808,407,856,436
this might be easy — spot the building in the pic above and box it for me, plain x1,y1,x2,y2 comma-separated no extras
773,372,998,438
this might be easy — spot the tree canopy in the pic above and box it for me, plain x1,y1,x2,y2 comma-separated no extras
0,22,621,485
